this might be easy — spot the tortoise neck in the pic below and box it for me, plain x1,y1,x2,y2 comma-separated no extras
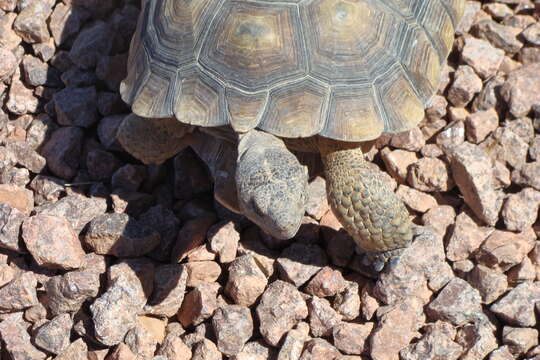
318,138,365,168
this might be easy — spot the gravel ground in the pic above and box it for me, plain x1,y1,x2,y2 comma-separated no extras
0,0,540,359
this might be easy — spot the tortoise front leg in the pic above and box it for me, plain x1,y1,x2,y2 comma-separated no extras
236,130,308,240
319,138,413,270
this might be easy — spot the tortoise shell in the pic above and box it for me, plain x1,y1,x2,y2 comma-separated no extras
120,0,464,142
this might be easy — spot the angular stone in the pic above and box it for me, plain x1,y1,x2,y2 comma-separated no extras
422,205,456,237
490,282,540,327
305,176,329,220
171,214,217,262
44,269,100,316
124,322,158,359
475,228,536,272
333,322,373,355
500,63,540,118
177,282,220,327
208,220,240,264
276,243,327,287
305,266,347,298
213,305,253,356
389,127,425,152
0,312,46,359
22,214,85,270
256,280,308,347
12,1,52,43
446,210,494,262
407,157,454,192
33,313,73,355
84,213,160,257
396,184,437,213
300,338,341,360
501,188,540,231
185,261,221,287
0,272,38,312
41,126,83,180
461,37,505,79
450,142,501,226
54,86,99,128
144,264,188,317
0,183,33,214
400,321,463,360
49,2,89,46
456,316,498,360
481,127,529,170
69,21,113,69
473,20,523,53
191,339,220,360
55,339,88,360
225,254,267,306
0,202,26,252
108,259,155,311
513,161,540,190
308,296,342,338
502,326,538,355
381,148,417,183
466,108,499,144
448,65,483,107
468,265,508,304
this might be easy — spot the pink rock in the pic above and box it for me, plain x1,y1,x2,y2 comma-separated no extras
500,63,540,118
446,209,494,262
207,220,240,264
212,305,253,356
490,282,540,327
400,321,463,360
422,205,456,237
300,338,341,360
389,127,425,152
225,254,267,306
0,183,33,214
333,322,373,355
396,185,437,213
448,65,482,107
468,265,508,304
465,108,499,144
177,282,220,327
0,312,46,359
502,326,538,355
381,147,418,183
307,296,342,338
407,157,454,192
501,188,540,231
305,266,347,298
475,228,536,271
461,36,505,79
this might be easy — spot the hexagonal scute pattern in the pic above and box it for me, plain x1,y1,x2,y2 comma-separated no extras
121,0,463,142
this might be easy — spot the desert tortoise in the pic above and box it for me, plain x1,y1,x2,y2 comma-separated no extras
118,0,464,266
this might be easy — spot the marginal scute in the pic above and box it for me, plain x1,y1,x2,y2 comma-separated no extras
174,66,227,127
199,1,307,92
375,64,425,133
226,88,267,133
258,79,328,138
321,84,383,142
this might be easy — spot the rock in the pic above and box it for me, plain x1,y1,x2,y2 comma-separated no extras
446,209,494,262
177,282,220,327
41,126,84,180
466,108,499,143
513,161,540,190
0,272,38,312
307,296,342,337
225,254,267,306
49,3,89,46
84,213,160,257
501,188,540,231
33,313,73,355
208,221,240,264
389,127,425,152
144,264,188,317
54,86,99,128
456,1,481,35
44,269,100,315
502,326,538,355
468,265,508,304
212,305,253,356
481,127,529,170
96,54,127,91
360,283,379,321
426,278,483,326
333,322,373,355
449,142,501,226
157,336,192,360
21,55,51,87
400,321,463,360
277,324,309,360
69,21,113,69
0,184,33,214
473,20,523,53
0,46,16,81
55,339,88,360
28,175,65,206
436,120,466,155
305,266,347,298
256,280,308,347
0,13,22,50
488,346,514,360
396,185,437,213
370,296,424,360
12,1,52,43
111,164,147,192
6,141,46,174
500,63,540,118
381,148,418,183
461,36,505,79
407,157,454,192
22,214,85,270
171,214,217,262
490,282,540,327
0,202,26,252
185,261,221,287
124,323,158,359
475,228,536,272
448,65,483,107
305,176,329,220
0,312,46,359
108,343,137,359
276,243,327,287
191,339,220,360
300,338,341,360
507,257,536,286
138,205,180,262
108,259,155,310
35,194,107,234
90,275,141,346
422,205,456,237
231,340,274,360
456,316,498,360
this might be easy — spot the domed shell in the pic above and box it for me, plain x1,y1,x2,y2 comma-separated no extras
120,0,464,142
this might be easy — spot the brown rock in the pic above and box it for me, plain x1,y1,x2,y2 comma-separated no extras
0,271,38,312
171,214,217,262
475,228,536,271
305,176,329,220
208,220,240,264
41,126,84,180
49,2,89,46
44,269,100,315
396,185,437,213
0,184,33,214
277,324,309,360
500,63,540,118
55,339,88,360
501,188,540,231
456,1,481,35
305,266,347,298
12,1,52,43
213,305,253,356
421,205,456,237
157,335,191,359
502,326,538,355
307,296,342,337
473,20,523,53
0,202,26,252
185,261,221,287
448,65,483,107
0,312,46,359
225,254,267,306
300,338,341,360
436,120,465,155
84,213,160,257
0,263,15,288
481,127,529,170
177,282,220,327
488,346,514,360
370,296,424,360
144,264,188,317
389,127,425,152
468,265,508,304
276,243,327,287
124,323,158,359
22,214,85,270
0,46,16,81
256,280,308,346
466,108,499,144
108,259,155,310
333,281,361,321
407,157,454,192
461,36,505,79
490,282,540,327
456,316,498,360
400,321,463,360
231,340,275,360
507,257,536,286
381,148,418,183
513,161,540,190
333,322,373,355
33,313,73,355
446,209,494,262
450,142,501,226
0,13,22,50
191,339,220,360
108,343,137,360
